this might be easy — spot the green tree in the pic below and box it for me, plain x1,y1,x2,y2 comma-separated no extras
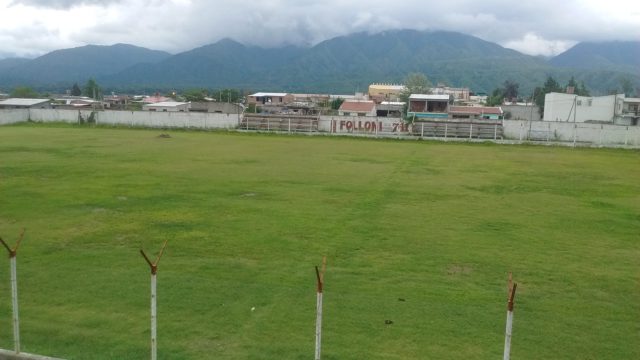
83,78,101,99
10,86,39,98
330,98,344,110
399,72,432,118
534,76,563,115
183,88,208,102
486,87,505,106
400,73,432,102
212,89,241,103
503,80,519,101
577,81,591,97
620,78,634,97
71,83,82,96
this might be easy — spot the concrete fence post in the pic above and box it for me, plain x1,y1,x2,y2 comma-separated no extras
0,229,25,354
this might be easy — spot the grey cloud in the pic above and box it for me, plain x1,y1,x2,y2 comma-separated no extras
2,0,639,58
10,0,122,9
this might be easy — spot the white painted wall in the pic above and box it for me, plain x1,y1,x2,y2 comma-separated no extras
503,120,640,146
0,109,29,125
96,110,240,129
29,109,94,123
543,93,623,123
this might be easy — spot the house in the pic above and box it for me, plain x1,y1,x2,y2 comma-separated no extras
0,98,51,109
376,101,405,117
543,92,625,124
407,94,450,120
103,95,129,109
142,101,190,112
338,100,377,117
449,106,504,120
621,97,640,126
247,92,294,106
368,84,405,103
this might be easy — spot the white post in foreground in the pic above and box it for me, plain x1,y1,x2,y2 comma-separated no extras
314,257,327,360
503,276,518,360
140,240,168,360
0,229,25,354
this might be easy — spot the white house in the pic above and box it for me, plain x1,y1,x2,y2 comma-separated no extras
543,92,625,123
142,101,190,112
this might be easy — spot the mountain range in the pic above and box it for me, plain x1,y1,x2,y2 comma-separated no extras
0,30,638,95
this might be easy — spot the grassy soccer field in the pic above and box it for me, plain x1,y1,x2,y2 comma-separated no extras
0,124,638,359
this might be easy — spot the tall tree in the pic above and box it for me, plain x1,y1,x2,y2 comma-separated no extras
576,81,591,97
83,78,101,99
503,80,519,101
533,76,564,115
486,87,505,106
620,78,635,97
71,83,82,96
399,72,431,104
10,86,39,98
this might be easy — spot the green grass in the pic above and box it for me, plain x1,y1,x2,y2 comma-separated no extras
0,124,638,359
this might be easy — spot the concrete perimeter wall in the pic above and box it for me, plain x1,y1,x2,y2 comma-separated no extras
503,120,640,146
97,110,239,129
0,109,29,125
3,110,639,148
29,109,94,123
0,109,240,129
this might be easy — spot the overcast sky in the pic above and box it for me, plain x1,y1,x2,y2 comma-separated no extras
1,0,638,59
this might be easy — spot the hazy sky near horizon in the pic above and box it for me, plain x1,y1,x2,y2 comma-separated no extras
1,0,638,59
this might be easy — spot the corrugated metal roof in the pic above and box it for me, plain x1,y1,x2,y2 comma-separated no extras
409,94,450,100
0,98,50,106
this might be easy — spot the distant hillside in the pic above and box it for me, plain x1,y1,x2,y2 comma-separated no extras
104,30,554,94
0,58,30,72
1,31,638,95
0,44,171,87
549,41,640,73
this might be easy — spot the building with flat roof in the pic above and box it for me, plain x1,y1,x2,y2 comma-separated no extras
0,98,51,109
247,92,294,106
408,94,450,119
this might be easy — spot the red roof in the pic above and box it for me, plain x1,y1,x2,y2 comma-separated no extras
339,101,376,112
449,106,503,115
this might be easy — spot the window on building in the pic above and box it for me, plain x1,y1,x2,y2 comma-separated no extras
577,100,582,106
587,99,593,106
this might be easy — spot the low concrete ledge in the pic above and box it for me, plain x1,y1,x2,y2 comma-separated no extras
0,349,65,360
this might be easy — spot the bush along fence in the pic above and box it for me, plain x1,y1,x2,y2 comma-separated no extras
1,109,639,148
